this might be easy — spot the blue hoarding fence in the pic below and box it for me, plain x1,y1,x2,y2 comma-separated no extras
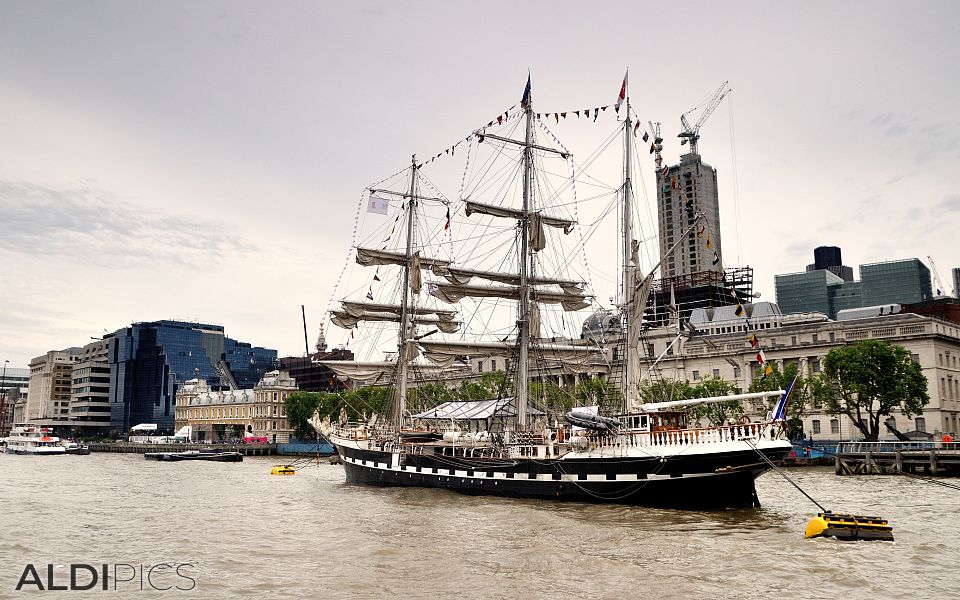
277,441,334,455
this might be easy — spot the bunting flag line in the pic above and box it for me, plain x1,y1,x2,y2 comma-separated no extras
748,333,759,348
411,82,654,181
444,205,451,230
366,288,374,301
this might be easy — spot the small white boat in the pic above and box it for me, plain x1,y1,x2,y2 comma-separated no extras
3,423,67,456
61,440,91,455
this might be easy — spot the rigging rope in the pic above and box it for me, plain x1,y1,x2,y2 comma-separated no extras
744,438,827,511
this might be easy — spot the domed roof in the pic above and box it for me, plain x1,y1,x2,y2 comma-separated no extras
581,309,621,338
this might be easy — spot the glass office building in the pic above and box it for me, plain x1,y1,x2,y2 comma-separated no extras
776,258,933,319
108,320,277,433
860,259,932,307
774,270,842,317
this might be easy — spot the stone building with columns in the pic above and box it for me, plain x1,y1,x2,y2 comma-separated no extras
621,302,960,441
174,370,298,443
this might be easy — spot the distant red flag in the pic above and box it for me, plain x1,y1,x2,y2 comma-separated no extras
444,206,450,230
614,70,627,113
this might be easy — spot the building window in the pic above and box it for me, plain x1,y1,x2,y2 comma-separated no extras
734,366,741,378
830,419,839,434
829,332,835,342
692,370,700,381
712,369,720,378
477,361,483,373
791,336,797,345
491,359,497,371
812,333,819,342
916,417,926,433
812,420,821,434
811,358,821,373
911,353,920,364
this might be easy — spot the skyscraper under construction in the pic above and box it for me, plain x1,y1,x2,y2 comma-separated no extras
645,151,751,328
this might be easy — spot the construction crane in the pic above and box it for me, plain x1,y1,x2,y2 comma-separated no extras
927,255,949,297
679,81,732,156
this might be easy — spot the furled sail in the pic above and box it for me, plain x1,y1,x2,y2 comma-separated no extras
340,301,457,320
356,247,451,269
464,201,575,252
429,282,591,311
318,361,396,384
431,265,585,294
330,309,461,333
318,356,464,384
417,339,605,369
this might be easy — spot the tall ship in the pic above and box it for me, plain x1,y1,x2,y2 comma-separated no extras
4,423,67,456
315,75,793,508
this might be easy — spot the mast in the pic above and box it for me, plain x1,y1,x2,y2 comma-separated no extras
622,75,636,412
396,155,418,424
517,84,534,427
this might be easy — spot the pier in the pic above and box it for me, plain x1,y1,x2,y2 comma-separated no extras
835,441,960,476
89,442,278,456
87,441,334,456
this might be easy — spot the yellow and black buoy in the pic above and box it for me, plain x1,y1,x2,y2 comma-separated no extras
805,512,893,541
271,465,297,475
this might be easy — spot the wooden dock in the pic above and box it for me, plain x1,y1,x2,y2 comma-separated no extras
89,442,278,456
835,441,960,476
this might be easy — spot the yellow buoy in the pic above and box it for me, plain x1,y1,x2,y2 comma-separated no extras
805,515,829,539
271,465,296,475
805,512,893,541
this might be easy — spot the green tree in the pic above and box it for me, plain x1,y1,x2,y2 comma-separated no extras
749,363,832,439
638,378,696,404
406,382,454,413
530,379,575,416
342,386,391,420
285,391,325,440
574,376,622,414
689,377,743,426
822,340,929,441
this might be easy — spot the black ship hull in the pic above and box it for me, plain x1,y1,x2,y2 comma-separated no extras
333,442,790,508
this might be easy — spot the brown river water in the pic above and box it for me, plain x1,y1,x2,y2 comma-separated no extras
0,452,957,599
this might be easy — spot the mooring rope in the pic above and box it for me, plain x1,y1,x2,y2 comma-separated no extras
745,438,827,512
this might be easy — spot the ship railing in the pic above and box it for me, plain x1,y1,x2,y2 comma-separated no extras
643,422,769,448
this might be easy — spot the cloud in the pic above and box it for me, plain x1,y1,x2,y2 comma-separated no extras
0,180,257,267
936,193,960,212
782,240,813,258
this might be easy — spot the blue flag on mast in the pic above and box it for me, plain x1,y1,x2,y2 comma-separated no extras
520,74,531,109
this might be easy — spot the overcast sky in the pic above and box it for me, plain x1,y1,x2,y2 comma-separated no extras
1,1,958,367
